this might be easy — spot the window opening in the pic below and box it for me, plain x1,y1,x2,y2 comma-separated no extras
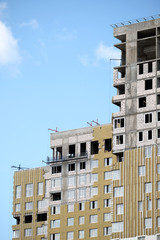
139,97,146,108
157,95,160,105
68,163,75,171
148,130,152,140
104,139,112,152
148,62,153,73
51,192,61,201
91,141,99,154
24,215,32,223
52,165,62,174
80,162,86,170
145,113,152,123
37,213,47,222
139,132,143,141
145,79,152,90
139,64,143,74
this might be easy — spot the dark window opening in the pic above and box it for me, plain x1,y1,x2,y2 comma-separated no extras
145,113,152,123
51,192,61,201
79,202,84,211
138,28,156,39
52,148,54,160
80,143,86,156
139,132,143,142
139,97,146,108
148,62,153,73
145,79,152,90
157,78,160,88
91,141,99,155
137,38,156,62
51,234,58,240
68,163,75,171
37,213,47,222
148,130,152,140
52,165,62,174
117,84,125,95
139,64,143,74
80,162,86,170
56,147,62,160
158,129,160,138
69,144,75,158
114,118,124,128
104,139,112,152
158,61,160,71
14,216,20,225
158,37,160,58
116,152,124,162
24,215,32,223
90,201,97,209
157,95,160,105
158,112,160,121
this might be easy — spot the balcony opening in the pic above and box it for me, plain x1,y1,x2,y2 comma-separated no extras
117,84,125,95
114,101,121,112
137,28,156,39
91,141,99,155
117,66,126,78
115,152,124,162
56,147,62,160
157,95,160,105
14,216,20,225
137,38,156,62
69,144,75,158
157,78,160,88
139,97,146,108
24,215,32,223
80,142,86,156
104,139,112,152
139,64,143,74
52,165,62,174
37,213,47,222
116,34,126,43
145,79,152,90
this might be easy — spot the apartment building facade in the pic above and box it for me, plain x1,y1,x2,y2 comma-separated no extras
12,18,160,240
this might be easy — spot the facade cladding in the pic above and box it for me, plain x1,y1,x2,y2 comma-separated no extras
12,18,160,239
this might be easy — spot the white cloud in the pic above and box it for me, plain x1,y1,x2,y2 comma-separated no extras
96,42,120,61
55,28,76,41
0,21,20,65
20,19,39,29
0,2,7,17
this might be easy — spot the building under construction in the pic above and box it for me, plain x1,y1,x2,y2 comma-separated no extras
12,16,160,240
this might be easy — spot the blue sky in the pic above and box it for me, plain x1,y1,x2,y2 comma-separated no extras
0,0,159,239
